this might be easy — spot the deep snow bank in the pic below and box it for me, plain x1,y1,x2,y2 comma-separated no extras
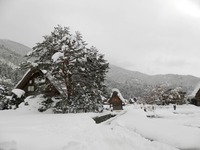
0,104,200,150
111,105,200,150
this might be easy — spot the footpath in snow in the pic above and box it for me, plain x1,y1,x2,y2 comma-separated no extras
0,104,200,150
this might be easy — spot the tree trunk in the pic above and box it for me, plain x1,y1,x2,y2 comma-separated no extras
66,74,73,102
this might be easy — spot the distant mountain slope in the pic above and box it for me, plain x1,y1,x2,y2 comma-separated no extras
0,39,32,56
0,39,32,86
0,39,32,67
0,39,199,98
106,65,200,98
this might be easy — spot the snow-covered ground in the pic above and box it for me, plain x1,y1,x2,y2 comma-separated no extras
0,104,200,150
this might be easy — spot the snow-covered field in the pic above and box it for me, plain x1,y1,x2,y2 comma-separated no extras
0,104,200,150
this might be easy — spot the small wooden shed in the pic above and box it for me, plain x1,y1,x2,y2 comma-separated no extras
108,89,125,110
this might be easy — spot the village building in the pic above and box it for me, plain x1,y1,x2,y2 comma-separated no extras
14,68,67,98
194,88,200,106
108,88,125,110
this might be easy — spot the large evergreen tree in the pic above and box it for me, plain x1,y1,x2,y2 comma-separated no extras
21,25,109,113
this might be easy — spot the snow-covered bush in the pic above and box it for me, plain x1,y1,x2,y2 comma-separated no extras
53,100,104,113
0,95,6,110
8,89,26,109
38,97,54,112
0,85,10,110
18,94,55,112
0,85,8,95
16,94,67,113
0,96,12,110
145,86,186,105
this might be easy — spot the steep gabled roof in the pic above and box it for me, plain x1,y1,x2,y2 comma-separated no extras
108,89,125,104
108,88,125,103
45,72,67,98
195,88,200,100
15,68,67,99
15,68,37,89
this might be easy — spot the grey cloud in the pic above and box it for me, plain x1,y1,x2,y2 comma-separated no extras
1,0,200,76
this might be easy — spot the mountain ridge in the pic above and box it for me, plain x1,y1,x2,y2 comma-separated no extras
0,39,199,98
0,39,32,85
0,39,32,56
106,65,200,98
0,39,32,67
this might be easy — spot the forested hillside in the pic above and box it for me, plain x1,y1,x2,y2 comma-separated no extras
0,39,31,55
106,65,200,99
0,39,32,87
0,39,199,100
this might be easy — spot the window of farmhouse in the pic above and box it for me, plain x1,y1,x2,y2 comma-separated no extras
29,80,33,84
28,86,34,92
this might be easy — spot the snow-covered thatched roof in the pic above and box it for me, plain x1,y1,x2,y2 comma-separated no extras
190,82,200,97
111,88,125,103
45,72,67,98
15,68,67,98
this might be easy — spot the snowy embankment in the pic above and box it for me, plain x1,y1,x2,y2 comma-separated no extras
111,105,200,150
0,104,200,150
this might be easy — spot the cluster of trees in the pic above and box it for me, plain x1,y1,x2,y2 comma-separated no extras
0,61,24,87
0,84,9,110
0,25,194,112
144,86,186,105
21,25,109,113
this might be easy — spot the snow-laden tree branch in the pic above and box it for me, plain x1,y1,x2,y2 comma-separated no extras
21,25,109,113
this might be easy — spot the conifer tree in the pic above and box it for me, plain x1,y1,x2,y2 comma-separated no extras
21,25,109,113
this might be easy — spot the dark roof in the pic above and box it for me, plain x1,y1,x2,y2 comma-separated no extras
15,68,67,98
195,88,200,100
108,91,123,103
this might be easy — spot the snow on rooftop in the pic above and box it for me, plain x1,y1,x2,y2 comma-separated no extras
12,89,25,98
41,69,47,74
112,88,125,102
15,69,31,88
0,85,4,91
190,82,200,97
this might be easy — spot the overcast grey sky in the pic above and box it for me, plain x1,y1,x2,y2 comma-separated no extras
1,0,200,77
